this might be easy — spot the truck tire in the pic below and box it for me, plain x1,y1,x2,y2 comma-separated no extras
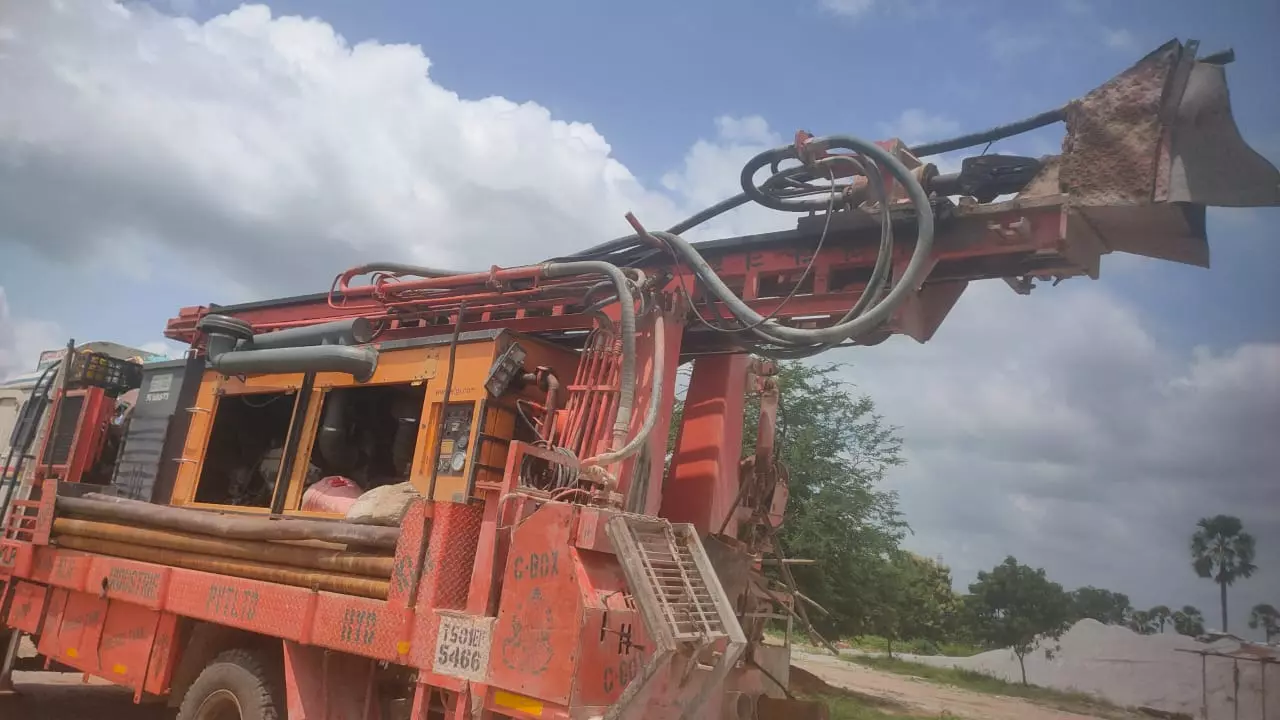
176,648,283,720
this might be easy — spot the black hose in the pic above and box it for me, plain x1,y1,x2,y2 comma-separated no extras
652,133,934,347
908,106,1066,158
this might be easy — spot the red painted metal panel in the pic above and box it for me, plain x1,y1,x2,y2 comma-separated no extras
36,548,93,592
143,612,181,697
406,501,484,678
99,601,163,689
488,503,582,706
388,500,430,606
0,539,32,578
571,554,652,709
87,556,171,610
163,567,315,642
6,580,48,634
39,589,108,674
310,593,400,661
661,355,748,536
35,587,69,657
284,640,380,720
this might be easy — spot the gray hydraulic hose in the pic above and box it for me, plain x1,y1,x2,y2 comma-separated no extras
345,261,476,278
582,313,665,467
658,134,935,345
542,260,637,449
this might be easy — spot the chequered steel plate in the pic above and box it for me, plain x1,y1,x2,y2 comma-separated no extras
388,500,430,605
310,592,401,661
164,567,316,642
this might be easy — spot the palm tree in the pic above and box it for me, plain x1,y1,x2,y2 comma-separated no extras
1190,515,1257,632
1148,605,1172,633
1249,603,1279,643
1173,606,1205,637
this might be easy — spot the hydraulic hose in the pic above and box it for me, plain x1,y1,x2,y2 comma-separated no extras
657,133,935,346
582,313,665,468
907,107,1065,158
542,260,637,450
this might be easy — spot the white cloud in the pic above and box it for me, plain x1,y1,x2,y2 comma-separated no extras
0,286,64,380
2,0,1276,640
0,1,695,295
138,340,190,360
1102,28,1138,52
845,281,1280,633
877,109,961,147
983,25,1049,62
818,0,875,20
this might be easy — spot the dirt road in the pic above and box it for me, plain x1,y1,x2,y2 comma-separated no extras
1,672,173,720
793,652,1116,720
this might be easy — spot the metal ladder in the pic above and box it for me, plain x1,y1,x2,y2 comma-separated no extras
605,515,746,720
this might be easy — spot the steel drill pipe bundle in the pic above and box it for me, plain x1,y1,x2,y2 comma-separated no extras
56,493,400,549
52,518,394,578
54,535,390,600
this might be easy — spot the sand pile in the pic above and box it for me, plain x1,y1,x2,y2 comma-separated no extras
912,619,1275,719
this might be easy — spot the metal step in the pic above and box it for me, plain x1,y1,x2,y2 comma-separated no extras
605,514,747,720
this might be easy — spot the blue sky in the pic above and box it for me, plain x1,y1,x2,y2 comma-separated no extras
4,0,1277,355
0,0,1276,636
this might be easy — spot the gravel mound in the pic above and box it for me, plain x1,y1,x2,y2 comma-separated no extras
911,619,1275,719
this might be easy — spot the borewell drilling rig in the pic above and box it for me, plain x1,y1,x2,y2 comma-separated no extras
1,40,1277,720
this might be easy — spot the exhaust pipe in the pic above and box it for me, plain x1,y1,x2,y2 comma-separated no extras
199,315,379,382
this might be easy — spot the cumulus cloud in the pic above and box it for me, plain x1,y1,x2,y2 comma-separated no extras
1,1,1275,637
0,287,64,380
1102,28,1139,52
817,0,876,21
0,2,704,296
851,281,1280,628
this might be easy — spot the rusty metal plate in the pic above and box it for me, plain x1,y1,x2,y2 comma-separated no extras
6,580,48,634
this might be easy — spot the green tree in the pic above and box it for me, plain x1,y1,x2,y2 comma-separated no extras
1248,603,1279,643
870,551,958,657
1148,605,1172,634
1127,609,1155,635
1172,606,1206,637
1069,586,1132,625
1190,515,1257,632
966,556,1072,685
671,361,907,638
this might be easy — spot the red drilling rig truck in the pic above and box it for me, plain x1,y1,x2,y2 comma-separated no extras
0,40,1276,720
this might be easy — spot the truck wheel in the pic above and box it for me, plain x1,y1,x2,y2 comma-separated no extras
177,648,283,720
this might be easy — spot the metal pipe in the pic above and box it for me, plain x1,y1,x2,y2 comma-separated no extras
337,265,544,299
58,493,400,548
582,313,665,468
55,535,388,599
406,305,467,615
52,517,394,577
426,304,466,502
201,314,378,382
246,318,374,350
542,261,636,451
